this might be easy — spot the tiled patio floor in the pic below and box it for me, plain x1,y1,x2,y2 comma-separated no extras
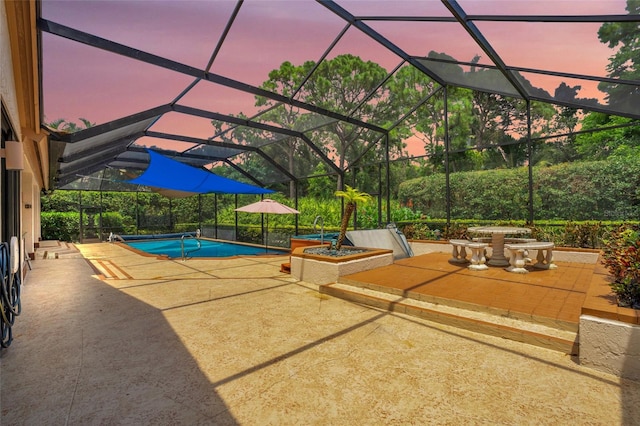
337,252,601,331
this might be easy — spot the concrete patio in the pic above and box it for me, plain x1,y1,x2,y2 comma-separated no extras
1,241,639,425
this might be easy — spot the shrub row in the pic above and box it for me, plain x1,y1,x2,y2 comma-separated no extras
398,157,640,221
44,209,632,249
397,219,639,249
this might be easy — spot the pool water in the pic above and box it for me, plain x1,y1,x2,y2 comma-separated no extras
125,239,287,258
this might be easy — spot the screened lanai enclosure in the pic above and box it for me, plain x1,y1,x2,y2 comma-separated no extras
39,0,640,242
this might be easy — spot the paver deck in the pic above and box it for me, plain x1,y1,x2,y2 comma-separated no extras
338,252,595,329
2,242,639,425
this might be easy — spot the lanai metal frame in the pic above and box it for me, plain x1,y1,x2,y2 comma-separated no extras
37,0,640,225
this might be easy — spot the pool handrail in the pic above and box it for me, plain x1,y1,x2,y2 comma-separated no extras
181,231,201,261
312,215,324,245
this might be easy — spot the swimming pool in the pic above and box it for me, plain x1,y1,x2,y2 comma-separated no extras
124,238,288,259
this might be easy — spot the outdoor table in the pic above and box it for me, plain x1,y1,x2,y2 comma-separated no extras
467,226,531,267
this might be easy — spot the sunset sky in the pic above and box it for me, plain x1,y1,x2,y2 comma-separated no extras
40,0,630,157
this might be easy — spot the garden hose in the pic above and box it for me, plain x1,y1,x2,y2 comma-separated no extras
0,242,21,348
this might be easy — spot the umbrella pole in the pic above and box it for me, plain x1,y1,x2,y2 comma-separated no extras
265,215,268,253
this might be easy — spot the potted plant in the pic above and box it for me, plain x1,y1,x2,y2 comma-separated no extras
601,224,640,309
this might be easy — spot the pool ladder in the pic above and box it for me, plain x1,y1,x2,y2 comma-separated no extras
181,229,201,261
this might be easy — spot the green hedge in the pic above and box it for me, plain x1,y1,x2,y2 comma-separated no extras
41,212,80,242
398,158,640,221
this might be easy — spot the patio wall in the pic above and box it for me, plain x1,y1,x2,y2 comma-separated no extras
580,265,640,381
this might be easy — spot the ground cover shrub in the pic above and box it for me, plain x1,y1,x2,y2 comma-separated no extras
562,221,607,248
601,224,640,309
528,223,567,246
401,222,442,240
442,222,468,240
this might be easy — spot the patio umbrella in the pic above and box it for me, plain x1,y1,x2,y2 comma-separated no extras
235,199,300,251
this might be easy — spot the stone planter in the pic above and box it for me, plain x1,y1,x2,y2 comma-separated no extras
290,245,393,285
280,237,330,273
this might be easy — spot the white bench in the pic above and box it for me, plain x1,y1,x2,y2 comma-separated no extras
449,239,470,263
467,242,489,270
504,241,556,273
449,239,489,270
505,238,537,262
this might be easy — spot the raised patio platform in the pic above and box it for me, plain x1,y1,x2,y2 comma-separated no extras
321,252,595,354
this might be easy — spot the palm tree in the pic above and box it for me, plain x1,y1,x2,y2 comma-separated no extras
334,185,372,250
44,117,95,133
44,118,68,131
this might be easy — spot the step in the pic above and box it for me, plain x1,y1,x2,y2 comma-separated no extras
339,275,579,333
280,262,291,273
41,250,58,259
36,242,83,259
320,282,578,355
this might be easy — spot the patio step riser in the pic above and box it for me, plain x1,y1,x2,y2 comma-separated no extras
338,277,578,333
321,284,578,355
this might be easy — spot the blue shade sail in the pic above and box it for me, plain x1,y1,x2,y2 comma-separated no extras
126,150,273,194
